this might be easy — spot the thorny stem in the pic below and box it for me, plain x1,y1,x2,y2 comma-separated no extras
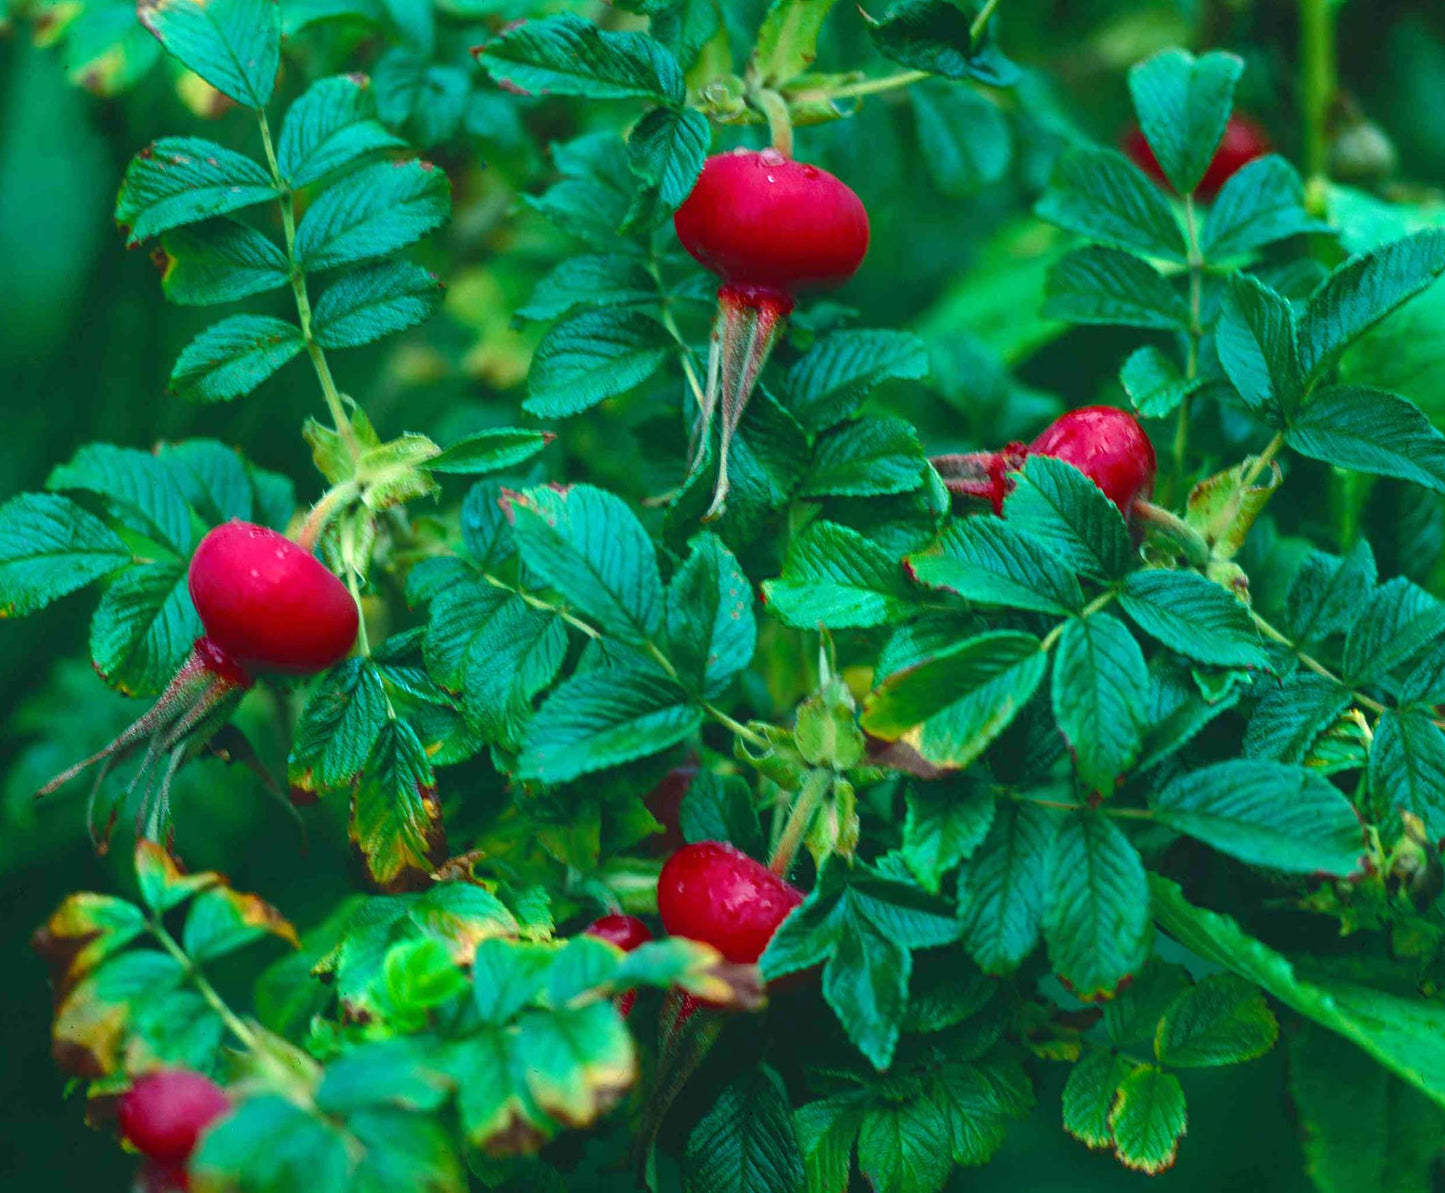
1175,195,1206,489
1250,610,1402,721
647,259,708,413
970,0,1003,45
257,110,357,459
1241,432,1286,488
481,573,601,640
1040,590,1119,652
703,703,772,750
1004,791,1154,820
1132,500,1211,567
821,70,929,100
151,920,260,1052
769,770,829,876
1300,0,1336,201
752,87,794,157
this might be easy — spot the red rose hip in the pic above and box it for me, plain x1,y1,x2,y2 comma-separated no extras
675,149,870,295
1028,406,1157,516
1125,114,1271,201
586,913,653,1016
188,521,358,674
657,841,804,964
118,1070,230,1164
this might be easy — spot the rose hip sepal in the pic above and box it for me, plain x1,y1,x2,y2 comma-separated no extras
657,840,804,965
117,1070,230,1164
674,149,869,520
585,913,653,1016
38,521,358,845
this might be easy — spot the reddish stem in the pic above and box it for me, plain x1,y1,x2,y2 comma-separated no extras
929,442,1028,514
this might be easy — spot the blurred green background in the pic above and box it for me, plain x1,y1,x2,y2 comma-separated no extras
3,0,1445,1186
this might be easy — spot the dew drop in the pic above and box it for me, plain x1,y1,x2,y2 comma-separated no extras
758,148,786,166
802,165,819,180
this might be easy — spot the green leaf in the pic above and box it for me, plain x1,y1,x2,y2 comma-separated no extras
311,261,442,349
863,0,1020,88
1370,709,1445,841
191,1096,351,1193
48,443,195,554
1137,655,1245,773
1103,958,1193,1047
902,774,996,893
170,314,305,404
1288,1020,1445,1193
181,881,297,963
751,0,840,86
1285,541,1376,645
684,1067,805,1193
781,329,929,432
138,0,280,107
679,770,764,858
906,516,1083,615
794,1101,861,1193
910,82,1012,198
1127,48,1242,195
351,719,445,890
1044,811,1151,1000
1052,612,1148,795
762,856,958,1069
425,429,553,476
802,417,925,499
856,1097,952,1193
932,1054,1033,1166
115,138,277,245
1035,146,1187,262
295,159,450,272
518,658,701,783
1043,246,1189,330
425,585,566,746
1152,759,1364,876
1003,455,1133,581
1152,875,1445,1109
517,254,658,322
510,484,663,644
1120,346,1203,418
477,13,685,103
1200,155,1327,260
956,801,1058,973
1215,273,1301,421
762,521,916,630
1155,973,1278,1068
1243,671,1353,764
1108,1065,1186,1174
523,308,671,418
626,105,709,216
1298,230,1445,381
161,220,289,306
1118,569,1268,668
279,74,407,188
666,533,756,697
864,631,1048,768
0,493,129,617
289,659,390,794
1062,1051,1132,1149
89,561,199,696
1342,577,1445,685
1286,385,1445,493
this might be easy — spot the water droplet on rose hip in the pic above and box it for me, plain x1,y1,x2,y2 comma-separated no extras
802,165,819,179
758,148,785,166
